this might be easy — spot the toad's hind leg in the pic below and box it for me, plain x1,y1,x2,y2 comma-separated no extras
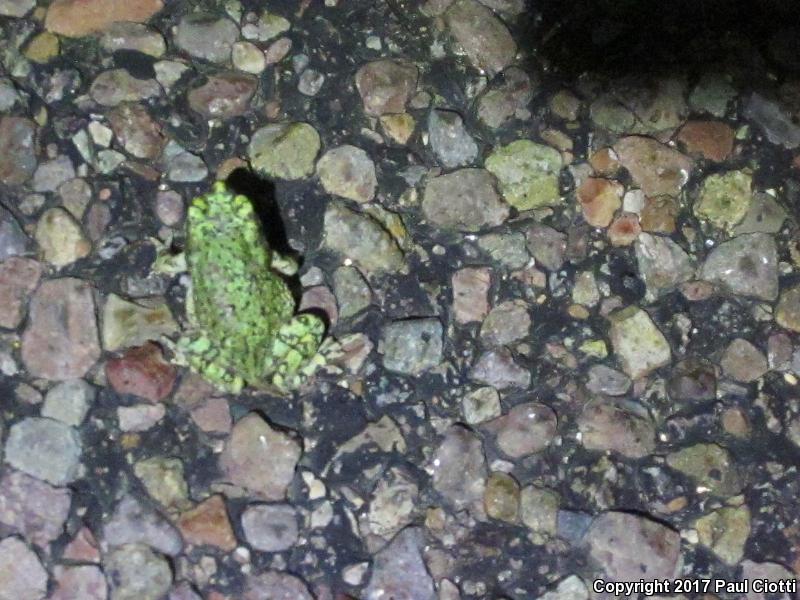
174,334,244,394
266,314,326,392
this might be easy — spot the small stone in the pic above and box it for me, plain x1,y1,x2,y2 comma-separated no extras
100,22,166,57
316,145,377,203
134,457,189,511
248,122,320,180
219,413,302,500
444,0,516,75
264,37,292,65
41,379,94,426
461,386,501,424
695,504,750,565
777,285,800,333
298,69,325,96
520,486,559,536
332,266,372,319
0,537,47,600
577,177,622,227
478,231,529,269
102,294,178,352
58,178,93,219
24,32,60,64
689,73,736,117
667,358,716,402
0,0,35,16
107,104,166,159
322,203,404,275
744,92,800,149
608,306,671,379
470,348,531,389
484,472,520,522
720,338,768,383
586,365,631,396
614,136,692,197
480,300,531,346
526,224,567,270
241,503,298,552
382,318,442,375
106,342,177,402
476,66,533,128
34,208,91,267
355,59,418,116
577,398,655,458
733,192,788,235
50,565,107,600
104,496,182,555
666,443,743,496
232,41,267,74
154,190,185,227
422,168,509,231
635,233,694,302
177,495,236,551
430,426,487,514
0,117,37,186
485,402,557,458
607,213,641,246
241,11,290,42
187,72,257,120
174,15,239,63
694,170,753,230
33,155,75,192
639,195,679,234
699,233,778,301
485,140,563,211
379,113,415,144
676,120,734,162
45,0,163,37
22,278,101,380
428,108,478,168
164,146,207,182
585,512,680,580
89,69,161,107
0,258,41,329
62,527,100,563
189,397,231,434
363,528,436,600
4,417,82,486
741,560,795,600
105,544,172,600
0,469,72,548
243,572,313,600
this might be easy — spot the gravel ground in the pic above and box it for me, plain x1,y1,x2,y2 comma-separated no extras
2,0,800,598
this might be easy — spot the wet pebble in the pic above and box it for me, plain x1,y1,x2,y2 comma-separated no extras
0,257,41,329
0,537,48,600
381,318,443,375
4,417,82,486
486,401,557,458
322,203,404,274
720,338,768,383
694,170,753,230
485,140,563,211
430,426,486,513
50,565,108,600
316,145,377,203
470,348,531,389
45,0,164,37
105,543,172,600
422,168,509,231
428,108,478,168
608,306,671,379
577,398,655,458
102,294,178,352
106,342,177,402
585,364,631,396
363,528,435,600
0,469,72,548
699,232,778,301
666,443,743,496
243,571,314,600
34,207,91,267
177,495,237,551
187,72,257,120
480,300,531,347
484,471,520,522
614,136,692,197
248,122,320,180
108,103,166,159
89,69,161,106
695,504,750,565
174,15,239,63
41,379,94,426
444,0,516,75
104,496,182,555
100,22,166,57
241,503,299,552
355,59,418,116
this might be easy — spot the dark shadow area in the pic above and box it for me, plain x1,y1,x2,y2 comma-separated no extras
526,0,800,78
225,168,294,258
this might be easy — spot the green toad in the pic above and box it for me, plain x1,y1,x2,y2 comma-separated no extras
174,181,332,394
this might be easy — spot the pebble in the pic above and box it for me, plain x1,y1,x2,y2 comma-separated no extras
608,306,671,379
187,72,257,120
486,402,557,458
0,537,48,600
485,140,563,211
0,117,38,185
104,543,173,600
241,503,299,552
666,443,743,496
219,413,302,500
635,233,694,302
34,208,91,267
243,571,314,600
322,203,404,274
108,103,166,159
50,565,108,600
174,15,239,63
367,467,418,539
4,417,82,486
248,122,320,180
694,170,753,230
177,495,237,551
734,192,788,235
106,342,177,402
614,136,692,197
332,266,372,319
430,426,487,514
744,92,800,149
520,486,559,536
444,0,516,75
45,0,164,37
452,267,491,324
699,232,778,301
422,168,510,231
526,223,567,270
298,68,325,96
577,399,655,458
576,177,622,227
477,66,533,128
104,496,182,555
242,11,290,42
316,145,377,203
720,338,768,383
100,22,166,57
0,258,41,329
102,294,178,351
586,365,632,396
584,512,680,580
0,469,72,548
90,69,161,106
428,108,478,168
41,379,94,426
134,457,189,511
480,300,531,346
231,41,267,74
363,528,436,600
382,318,443,375
667,358,716,402
484,472,520,522
777,284,800,332
21,278,101,380
676,120,734,161
0,0,34,16
470,348,531,389
355,59,418,116
695,504,750,565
